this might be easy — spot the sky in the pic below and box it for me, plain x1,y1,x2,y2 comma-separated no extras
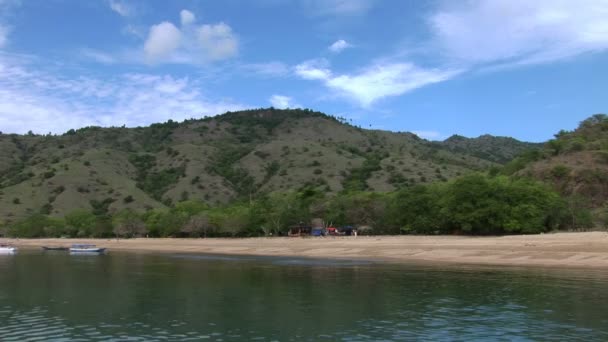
0,0,607,142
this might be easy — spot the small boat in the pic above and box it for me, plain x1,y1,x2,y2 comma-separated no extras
69,244,106,254
0,244,16,253
42,246,69,251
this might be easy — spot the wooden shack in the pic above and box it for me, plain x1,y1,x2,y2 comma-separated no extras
288,224,312,237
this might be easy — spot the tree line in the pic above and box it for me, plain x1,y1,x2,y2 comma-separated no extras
1,173,602,239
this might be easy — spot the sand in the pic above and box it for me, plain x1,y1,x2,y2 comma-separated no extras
7,232,608,268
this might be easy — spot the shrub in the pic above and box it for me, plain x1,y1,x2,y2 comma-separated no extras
550,165,571,179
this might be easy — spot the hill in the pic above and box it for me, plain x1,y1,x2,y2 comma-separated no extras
437,134,541,164
502,114,608,225
0,108,534,223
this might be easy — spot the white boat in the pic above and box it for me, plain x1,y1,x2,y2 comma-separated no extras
69,244,106,254
0,244,16,253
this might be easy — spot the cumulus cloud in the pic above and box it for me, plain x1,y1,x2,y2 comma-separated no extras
328,39,351,53
180,9,195,26
269,95,300,109
142,11,238,64
144,22,182,62
430,0,608,66
197,23,238,61
0,56,245,134
295,59,460,107
108,0,131,17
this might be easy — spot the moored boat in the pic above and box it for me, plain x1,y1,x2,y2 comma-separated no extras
42,246,69,251
0,244,16,253
69,244,106,253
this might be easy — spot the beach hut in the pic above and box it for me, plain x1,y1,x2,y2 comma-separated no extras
311,227,325,236
339,226,354,236
310,218,325,237
288,224,312,237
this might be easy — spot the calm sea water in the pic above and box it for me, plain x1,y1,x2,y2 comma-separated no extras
1,250,608,341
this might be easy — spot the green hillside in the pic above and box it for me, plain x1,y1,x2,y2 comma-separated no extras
502,114,608,226
438,134,541,164
0,108,523,223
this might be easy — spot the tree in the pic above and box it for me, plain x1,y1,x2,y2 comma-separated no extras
65,210,97,237
9,214,63,238
564,195,594,230
389,185,444,234
112,210,147,238
439,174,564,234
257,191,310,235
142,208,169,237
210,205,252,237
600,205,608,229
546,139,564,156
180,213,213,237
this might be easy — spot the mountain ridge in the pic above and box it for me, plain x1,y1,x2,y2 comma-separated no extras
0,108,537,222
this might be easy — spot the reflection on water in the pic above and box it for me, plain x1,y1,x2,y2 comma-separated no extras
1,250,608,341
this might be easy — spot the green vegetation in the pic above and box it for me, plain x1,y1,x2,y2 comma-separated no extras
206,146,255,197
342,151,385,192
500,114,608,213
438,134,541,164
1,173,584,238
129,153,185,200
1,110,606,236
416,175,562,234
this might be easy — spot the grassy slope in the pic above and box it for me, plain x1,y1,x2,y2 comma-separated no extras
0,108,534,222
508,114,608,210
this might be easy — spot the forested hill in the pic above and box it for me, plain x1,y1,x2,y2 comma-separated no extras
0,108,535,221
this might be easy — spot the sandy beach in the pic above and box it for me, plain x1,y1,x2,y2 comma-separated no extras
8,232,608,268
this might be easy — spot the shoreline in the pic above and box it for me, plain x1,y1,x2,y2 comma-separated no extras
7,232,608,269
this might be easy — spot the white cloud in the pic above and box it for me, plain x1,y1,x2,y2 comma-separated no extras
81,49,116,64
197,23,238,61
294,59,332,80
269,95,300,109
0,56,245,134
328,39,351,53
108,0,131,17
303,0,374,16
412,130,443,140
430,0,608,66
294,59,460,107
180,9,196,26
141,13,238,64
293,0,608,107
144,22,181,62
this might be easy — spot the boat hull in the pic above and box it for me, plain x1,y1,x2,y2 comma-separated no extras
42,246,69,251
0,247,16,253
69,248,106,253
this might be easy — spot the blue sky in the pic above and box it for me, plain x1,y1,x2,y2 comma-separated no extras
0,0,606,142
